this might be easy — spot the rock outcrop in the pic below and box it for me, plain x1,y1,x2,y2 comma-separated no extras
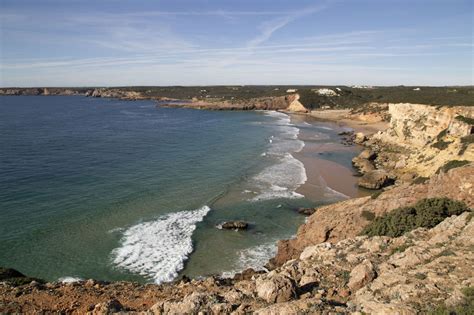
272,163,474,266
365,103,474,178
220,221,249,230
162,94,308,112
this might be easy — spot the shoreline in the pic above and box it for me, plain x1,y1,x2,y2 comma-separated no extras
306,109,389,135
290,112,385,202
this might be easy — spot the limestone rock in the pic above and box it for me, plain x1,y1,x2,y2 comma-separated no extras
273,164,473,266
358,170,394,190
358,149,376,160
221,220,248,230
256,274,296,303
354,132,367,144
296,207,316,216
352,156,375,174
90,299,123,315
347,260,376,291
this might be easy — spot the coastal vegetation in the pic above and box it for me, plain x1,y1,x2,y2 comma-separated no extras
2,85,474,108
436,160,471,174
430,286,474,315
361,198,470,237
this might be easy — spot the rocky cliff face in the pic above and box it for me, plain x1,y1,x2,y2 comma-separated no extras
272,164,474,267
162,94,308,112
365,103,474,178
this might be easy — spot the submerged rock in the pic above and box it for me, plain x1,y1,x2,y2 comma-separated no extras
297,208,316,216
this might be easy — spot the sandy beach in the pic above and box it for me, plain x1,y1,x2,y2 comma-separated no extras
308,109,389,135
291,111,388,202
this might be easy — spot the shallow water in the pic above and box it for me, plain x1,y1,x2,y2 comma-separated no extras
0,96,356,283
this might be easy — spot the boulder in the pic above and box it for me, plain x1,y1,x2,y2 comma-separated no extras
221,220,249,230
358,149,377,161
347,259,376,291
296,208,316,216
256,274,296,303
354,132,367,144
358,170,394,190
90,299,123,315
352,157,375,174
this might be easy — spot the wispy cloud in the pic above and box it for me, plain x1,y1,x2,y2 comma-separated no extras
247,3,328,48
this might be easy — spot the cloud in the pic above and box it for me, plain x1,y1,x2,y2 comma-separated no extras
247,3,328,48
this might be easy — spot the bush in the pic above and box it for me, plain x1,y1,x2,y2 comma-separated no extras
361,210,376,221
429,286,474,315
459,135,474,155
436,160,470,174
455,115,474,125
361,198,470,237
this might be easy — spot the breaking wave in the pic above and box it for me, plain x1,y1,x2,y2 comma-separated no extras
249,111,307,201
111,206,210,284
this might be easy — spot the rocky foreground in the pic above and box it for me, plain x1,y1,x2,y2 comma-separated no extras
1,198,473,313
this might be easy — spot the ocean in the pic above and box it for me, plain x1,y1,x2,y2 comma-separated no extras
0,95,355,283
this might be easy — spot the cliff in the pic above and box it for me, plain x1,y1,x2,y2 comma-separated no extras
368,103,474,177
161,93,308,112
272,163,474,267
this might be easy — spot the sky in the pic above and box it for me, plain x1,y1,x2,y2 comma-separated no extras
0,0,472,87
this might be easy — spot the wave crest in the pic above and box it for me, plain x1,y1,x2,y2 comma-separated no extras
111,206,210,284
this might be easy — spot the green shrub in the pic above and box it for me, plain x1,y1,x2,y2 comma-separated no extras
455,115,474,125
412,176,429,185
459,134,474,155
371,191,383,199
361,198,470,237
429,286,474,315
432,140,452,150
361,210,376,221
436,160,470,174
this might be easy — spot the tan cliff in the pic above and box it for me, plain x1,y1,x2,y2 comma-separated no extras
351,103,474,184
161,93,308,112
272,163,474,267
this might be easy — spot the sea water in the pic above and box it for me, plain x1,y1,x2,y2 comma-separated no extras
0,96,351,283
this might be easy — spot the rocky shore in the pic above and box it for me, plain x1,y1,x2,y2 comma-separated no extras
1,96,474,314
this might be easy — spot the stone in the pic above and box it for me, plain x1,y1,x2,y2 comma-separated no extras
221,220,249,230
296,207,316,216
256,274,296,303
352,157,375,174
91,299,123,315
358,149,377,161
354,132,367,144
162,292,207,314
347,259,376,291
358,170,394,190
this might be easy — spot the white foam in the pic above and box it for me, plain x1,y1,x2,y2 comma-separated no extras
325,186,350,199
58,276,83,283
251,153,306,201
221,242,277,278
249,111,307,201
315,126,334,131
111,206,210,284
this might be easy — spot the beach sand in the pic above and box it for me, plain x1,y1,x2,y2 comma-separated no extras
308,109,388,135
291,112,386,202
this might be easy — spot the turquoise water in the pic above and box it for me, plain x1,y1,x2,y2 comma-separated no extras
0,96,348,283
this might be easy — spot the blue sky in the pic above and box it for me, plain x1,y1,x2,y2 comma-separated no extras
0,0,472,86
